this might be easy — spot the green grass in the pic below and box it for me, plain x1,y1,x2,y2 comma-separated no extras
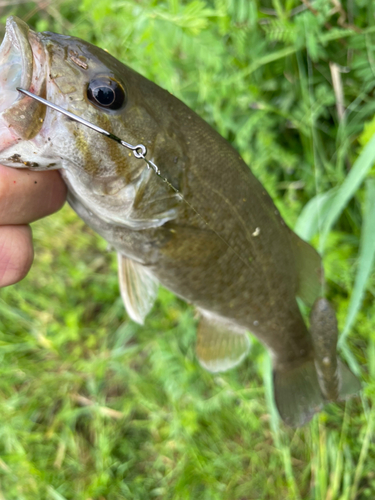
1,1,375,498
4,210,372,500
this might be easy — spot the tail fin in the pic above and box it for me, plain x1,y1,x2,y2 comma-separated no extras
338,360,362,399
273,358,361,427
273,359,324,427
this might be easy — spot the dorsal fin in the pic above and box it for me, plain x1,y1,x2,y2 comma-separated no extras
117,253,158,324
289,232,323,307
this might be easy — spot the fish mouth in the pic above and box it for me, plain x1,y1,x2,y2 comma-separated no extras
0,16,47,153
0,16,33,112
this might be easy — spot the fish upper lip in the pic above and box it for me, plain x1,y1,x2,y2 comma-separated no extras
0,17,34,151
0,17,48,151
1,16,34,95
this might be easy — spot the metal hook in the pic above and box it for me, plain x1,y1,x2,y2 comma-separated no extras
17,88,149,163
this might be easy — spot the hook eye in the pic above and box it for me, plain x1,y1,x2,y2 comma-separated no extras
133,144,147,158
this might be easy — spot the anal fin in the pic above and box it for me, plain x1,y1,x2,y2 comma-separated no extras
117,253,158,325
196,313,250,373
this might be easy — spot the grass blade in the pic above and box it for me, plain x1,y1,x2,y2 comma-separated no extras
325,401,351,500
319,133,375,248
263,355,301,500
339,179,375,346
340,341,362,377
295,188,337,244
263,353,280,436
349,406,375,500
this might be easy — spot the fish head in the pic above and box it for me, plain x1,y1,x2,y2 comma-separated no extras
0,16,164,180
0,17,182,226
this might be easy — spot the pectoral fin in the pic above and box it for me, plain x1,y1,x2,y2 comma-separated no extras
290,232,323,307
117,254,158,325
196,313,250,373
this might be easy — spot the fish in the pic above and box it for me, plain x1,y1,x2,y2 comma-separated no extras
0,16,361,426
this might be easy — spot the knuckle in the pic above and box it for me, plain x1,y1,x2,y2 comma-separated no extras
45,172,67,215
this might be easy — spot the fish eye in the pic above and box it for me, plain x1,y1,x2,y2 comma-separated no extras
87,78,125,110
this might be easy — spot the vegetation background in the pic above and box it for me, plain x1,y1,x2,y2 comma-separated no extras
1,0,375,498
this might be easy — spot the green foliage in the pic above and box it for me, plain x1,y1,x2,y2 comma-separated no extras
1,1,375,499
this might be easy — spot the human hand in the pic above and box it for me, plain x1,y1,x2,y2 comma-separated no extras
0,165,67,287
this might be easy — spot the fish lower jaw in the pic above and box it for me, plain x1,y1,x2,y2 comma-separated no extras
0,135,62,171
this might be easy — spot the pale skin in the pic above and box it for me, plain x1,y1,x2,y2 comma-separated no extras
0,165,67,287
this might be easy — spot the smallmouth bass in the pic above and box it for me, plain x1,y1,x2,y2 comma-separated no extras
0,17,360,426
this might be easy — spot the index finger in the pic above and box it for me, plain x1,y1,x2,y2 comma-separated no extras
0,165,67,225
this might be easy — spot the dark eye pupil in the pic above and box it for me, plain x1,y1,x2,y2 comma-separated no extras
87,78,126,110
93,86,115,106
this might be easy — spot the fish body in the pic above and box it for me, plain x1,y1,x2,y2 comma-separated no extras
0,17,360,426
